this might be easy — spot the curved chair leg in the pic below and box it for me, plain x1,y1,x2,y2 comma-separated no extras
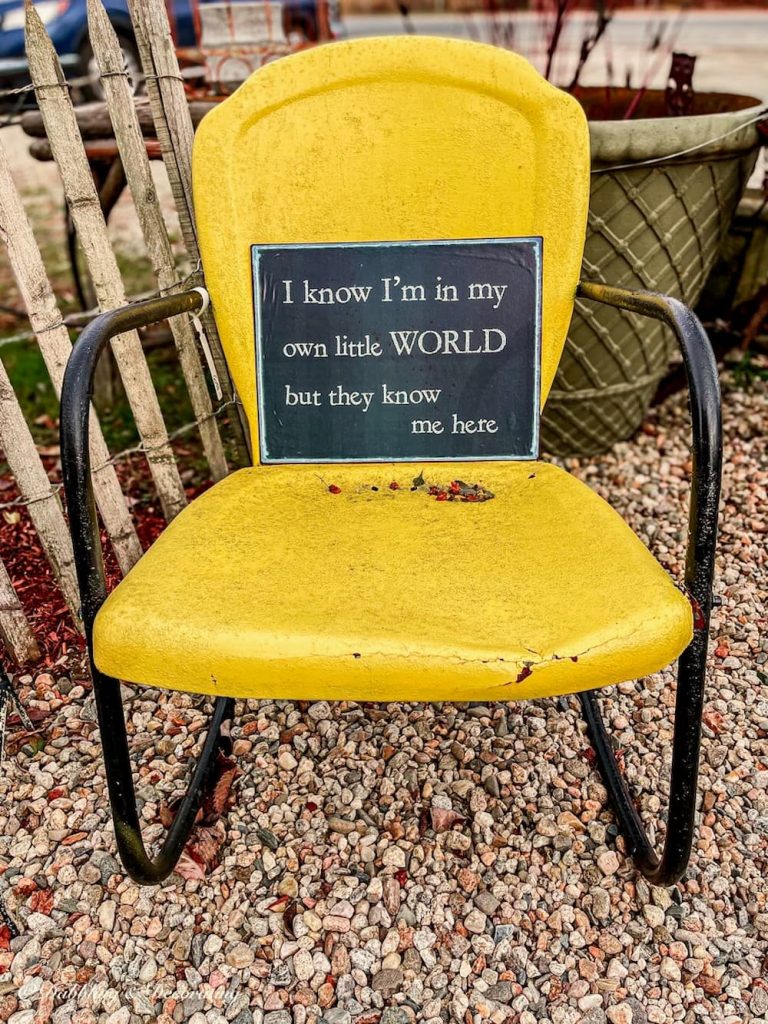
579,626,708,885
92,665,236,885
572,285,721,886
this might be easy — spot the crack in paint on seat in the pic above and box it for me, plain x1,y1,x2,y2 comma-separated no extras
498,639,623,687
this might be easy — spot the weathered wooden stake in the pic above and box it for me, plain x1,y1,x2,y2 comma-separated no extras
87,0,228,481
25,0,188,523
0,135,143,573
0,559,39,664
126,0,249,459
0,359,81,622
128,0,199,264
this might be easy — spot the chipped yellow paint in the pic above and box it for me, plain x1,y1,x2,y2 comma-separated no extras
94,463,693,701
94,39,692,702
192,36,590,448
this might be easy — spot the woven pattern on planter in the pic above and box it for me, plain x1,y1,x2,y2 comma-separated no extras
541,152,755,455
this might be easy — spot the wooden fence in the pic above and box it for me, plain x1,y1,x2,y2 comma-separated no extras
0,0,242,663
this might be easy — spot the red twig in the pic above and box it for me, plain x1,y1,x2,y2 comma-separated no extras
567,1,613,92
544,0,573,82
623,7,689,120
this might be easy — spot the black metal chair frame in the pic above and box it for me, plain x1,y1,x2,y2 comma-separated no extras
60,281,721,886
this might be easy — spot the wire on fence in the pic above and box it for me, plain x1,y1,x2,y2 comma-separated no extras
0,83,37,98
0,260,204,344
0,67,144,98
0,397,237,513
0,64,197,100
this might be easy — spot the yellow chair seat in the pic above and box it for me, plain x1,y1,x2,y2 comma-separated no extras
94,462,692,703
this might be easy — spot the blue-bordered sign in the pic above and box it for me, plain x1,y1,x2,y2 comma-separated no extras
253,238,542,464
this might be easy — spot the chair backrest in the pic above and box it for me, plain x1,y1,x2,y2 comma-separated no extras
193,36,590,456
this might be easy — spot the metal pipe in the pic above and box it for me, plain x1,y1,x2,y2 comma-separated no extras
576,281,722,884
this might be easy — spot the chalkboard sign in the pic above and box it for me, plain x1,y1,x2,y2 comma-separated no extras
253,238,542,463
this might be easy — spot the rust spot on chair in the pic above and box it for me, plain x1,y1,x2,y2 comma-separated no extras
689,596,706,630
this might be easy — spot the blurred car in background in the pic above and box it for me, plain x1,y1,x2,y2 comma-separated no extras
0,0,339,109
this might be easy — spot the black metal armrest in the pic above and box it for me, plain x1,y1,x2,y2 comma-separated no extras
60,290,205,639
576,281,722,620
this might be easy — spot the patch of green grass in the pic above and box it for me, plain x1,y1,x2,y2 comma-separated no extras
0,190,239,485
0,215,203,465
0,332,197,456
0,338,60,451
727,349,768,389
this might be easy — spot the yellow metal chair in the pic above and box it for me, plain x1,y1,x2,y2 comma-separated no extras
61,37,721,885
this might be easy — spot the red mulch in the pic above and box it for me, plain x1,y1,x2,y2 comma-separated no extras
0,448,210,678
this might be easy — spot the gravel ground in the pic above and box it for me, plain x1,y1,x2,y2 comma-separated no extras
0,362,766,1024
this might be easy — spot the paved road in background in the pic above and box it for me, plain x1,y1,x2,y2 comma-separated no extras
342,9,768,99
2,8,764,228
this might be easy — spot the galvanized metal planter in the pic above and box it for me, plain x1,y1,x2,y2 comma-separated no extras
541,89,765,456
